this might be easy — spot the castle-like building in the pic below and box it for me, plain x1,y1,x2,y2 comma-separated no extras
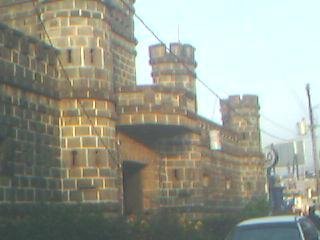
0,0,265,215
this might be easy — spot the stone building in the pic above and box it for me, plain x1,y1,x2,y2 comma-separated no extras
0,0,265,215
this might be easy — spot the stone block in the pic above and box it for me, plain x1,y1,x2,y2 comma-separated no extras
75,126,90,136
93,179,104,188
5,188,15,201
99,168,114,177
16,189,26,201
79,67,95,78
99,189,112,201
83,189,98,201
69,168,82,178
70,190,83,202
63,179,76,190
50,168,67,178
83,168,98,177
82,137,97,148
61,126,74,137
77,179,94,189
26,190,35,202
67,138,81,148
48,179,62,190
70,17,87,26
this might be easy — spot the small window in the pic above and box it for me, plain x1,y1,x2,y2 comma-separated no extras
90,48,94,63
0,138,6,174
71,150,77,166
67,49,72,63
173,169,180,181
0,138,11,176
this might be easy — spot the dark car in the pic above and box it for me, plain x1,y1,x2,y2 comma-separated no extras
225,215,320,240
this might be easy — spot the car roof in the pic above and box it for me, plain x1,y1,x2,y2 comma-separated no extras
238,215,303,227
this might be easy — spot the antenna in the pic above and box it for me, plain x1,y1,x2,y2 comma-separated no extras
178,24,180,43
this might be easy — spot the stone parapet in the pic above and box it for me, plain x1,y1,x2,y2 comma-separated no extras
0,23,59,98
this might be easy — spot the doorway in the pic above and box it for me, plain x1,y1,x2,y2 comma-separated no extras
122,161,145,215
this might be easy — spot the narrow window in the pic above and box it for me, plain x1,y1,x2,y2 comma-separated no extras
0,138,5,174
71,150,77,166
0,138,10,176
67,49,72,63
173,169,179,181
90,48,94,63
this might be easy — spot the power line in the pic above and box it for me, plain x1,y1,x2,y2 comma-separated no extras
260,129,290,142
261,114,297,135
31,0,111,151
120,0,223,101
121,0,293,141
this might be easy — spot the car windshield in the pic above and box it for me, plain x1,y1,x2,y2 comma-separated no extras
232,224,301,240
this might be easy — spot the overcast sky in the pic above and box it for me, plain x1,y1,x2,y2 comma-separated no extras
133,0,320,147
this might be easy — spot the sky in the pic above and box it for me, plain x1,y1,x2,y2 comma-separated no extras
133,0,320,147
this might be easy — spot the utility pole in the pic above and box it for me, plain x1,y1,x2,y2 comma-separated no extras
306,83,320,199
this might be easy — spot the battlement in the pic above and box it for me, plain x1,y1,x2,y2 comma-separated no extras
0,22,59,97
222,95,259,108
149,43,196,65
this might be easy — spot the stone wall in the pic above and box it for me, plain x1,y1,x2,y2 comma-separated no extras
0,23,61,202
149,43,197,113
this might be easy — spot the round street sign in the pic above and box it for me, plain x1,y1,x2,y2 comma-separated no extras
265,149,277,168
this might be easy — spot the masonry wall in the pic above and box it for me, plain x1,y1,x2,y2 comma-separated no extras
0,0,266,214
39,0,119,205
105,0,137,88
0,23,61,202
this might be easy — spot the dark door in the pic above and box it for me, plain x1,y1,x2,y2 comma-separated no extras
122,161,144,215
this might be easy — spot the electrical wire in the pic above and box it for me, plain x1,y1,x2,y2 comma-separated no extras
119,0,222,101
261,114,297,135
31,0,111,151
120,0,293,143
260,129,291,142
31,0,291,146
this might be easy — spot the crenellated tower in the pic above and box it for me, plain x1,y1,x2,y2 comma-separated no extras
0,0,128,206
220,95,261,153
149,43,197,113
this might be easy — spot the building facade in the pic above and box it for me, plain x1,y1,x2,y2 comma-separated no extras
0,0,265,215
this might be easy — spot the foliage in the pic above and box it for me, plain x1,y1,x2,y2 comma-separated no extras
0,199,270,240
240,196,270,219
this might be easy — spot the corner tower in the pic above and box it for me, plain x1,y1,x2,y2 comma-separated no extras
220,95,261,153
149,43,197,113
0,0,120,206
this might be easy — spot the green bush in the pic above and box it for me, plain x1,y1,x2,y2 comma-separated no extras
0,199,270,240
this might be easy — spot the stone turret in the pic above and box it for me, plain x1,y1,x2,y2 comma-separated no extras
0,0,120,205
220,95,261,153
149,43,197,113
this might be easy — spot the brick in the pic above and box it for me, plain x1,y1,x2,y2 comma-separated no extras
61,127,74,137
67,138,81,148
82,137,97,148
83,189,98,201
77,179,93,189
99,189,112,201
83,168,98,177
69,169,82,178
93,179,104,188
26,190,34,202
5,189,14,201
63,179,76,190
75,126,90,136
70,17,87,26
70,190,83,202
